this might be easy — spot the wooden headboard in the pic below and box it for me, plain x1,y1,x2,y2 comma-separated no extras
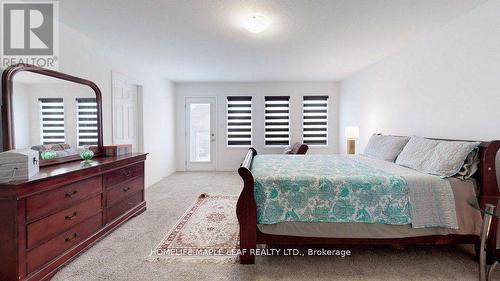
377,134,500,201
478,141,500,200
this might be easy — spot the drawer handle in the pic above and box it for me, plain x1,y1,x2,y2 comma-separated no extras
123,186,131,192
65,212,78,220
65,190,78,198
122,169,132,177
65,233,78,242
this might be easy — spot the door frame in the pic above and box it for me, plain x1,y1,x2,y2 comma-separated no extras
111,71,144,152
184,96,217,171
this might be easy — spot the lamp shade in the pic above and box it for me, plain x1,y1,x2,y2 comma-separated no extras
345,126,359,140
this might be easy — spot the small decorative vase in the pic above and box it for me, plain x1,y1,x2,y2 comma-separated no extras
80,149,94,162
40,150,57,160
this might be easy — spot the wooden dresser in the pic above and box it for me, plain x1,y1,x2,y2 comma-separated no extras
0,153,147,281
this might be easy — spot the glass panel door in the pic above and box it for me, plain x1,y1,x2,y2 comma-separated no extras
189,103,211,162
185,97,216,170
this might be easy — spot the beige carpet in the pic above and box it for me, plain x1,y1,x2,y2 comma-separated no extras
53,172,498,281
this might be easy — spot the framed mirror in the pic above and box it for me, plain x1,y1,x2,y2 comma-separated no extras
1,64,103,166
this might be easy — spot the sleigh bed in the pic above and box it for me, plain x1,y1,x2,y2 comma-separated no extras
236,137,500,264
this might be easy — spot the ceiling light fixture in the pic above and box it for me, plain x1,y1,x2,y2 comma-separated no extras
242,13,270,33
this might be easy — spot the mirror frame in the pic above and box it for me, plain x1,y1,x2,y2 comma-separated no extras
1,63,104,166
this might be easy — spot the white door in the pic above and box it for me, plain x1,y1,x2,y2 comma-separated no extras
185,97,216,171
112,74,140,152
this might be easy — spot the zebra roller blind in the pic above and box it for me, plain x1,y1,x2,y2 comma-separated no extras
76,98,99,146
303,95,328,145
226,96,252,146
265,96,290,146
39,98,65,145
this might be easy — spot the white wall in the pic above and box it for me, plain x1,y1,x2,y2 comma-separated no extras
56,23,176,186
175,82,339,171
339,0,500,153
0,22,175,186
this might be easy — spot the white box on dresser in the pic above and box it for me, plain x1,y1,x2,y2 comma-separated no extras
0,149,39,183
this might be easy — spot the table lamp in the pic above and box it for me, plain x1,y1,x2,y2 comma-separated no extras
345,126,359,154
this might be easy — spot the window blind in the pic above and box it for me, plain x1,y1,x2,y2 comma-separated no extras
265,96,290,146
226,96,252,146
77,98,98,146
39,98,65,145
303,95,328,145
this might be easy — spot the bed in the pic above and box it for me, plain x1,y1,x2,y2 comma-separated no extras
236,137,500,264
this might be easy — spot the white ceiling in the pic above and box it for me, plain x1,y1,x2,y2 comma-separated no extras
59,0,486,82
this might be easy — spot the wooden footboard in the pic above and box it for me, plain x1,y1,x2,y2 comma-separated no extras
236,141,500,264
236,148,257,264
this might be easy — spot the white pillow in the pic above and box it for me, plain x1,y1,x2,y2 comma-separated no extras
394,136,437,170
395,136,480,177
363,134,410,162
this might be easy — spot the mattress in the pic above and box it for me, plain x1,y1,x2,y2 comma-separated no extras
258,177,482,238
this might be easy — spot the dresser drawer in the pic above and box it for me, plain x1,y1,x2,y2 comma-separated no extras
27,195,102,249
106,176,144,207
27,214,102,273
26,176,102,221
104,163,143,188
106,191,143,223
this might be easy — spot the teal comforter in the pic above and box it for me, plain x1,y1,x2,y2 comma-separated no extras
252,155,411,225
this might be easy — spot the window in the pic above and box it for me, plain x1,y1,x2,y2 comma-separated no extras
189,102,211,161
39,98,65,145
76,98,98,147
302,95,328,145
265,96,290,146
226,96,252,146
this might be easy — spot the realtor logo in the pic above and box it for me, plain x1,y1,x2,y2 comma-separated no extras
1,1,59,69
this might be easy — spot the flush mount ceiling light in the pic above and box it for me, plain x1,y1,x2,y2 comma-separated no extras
242,13,270,33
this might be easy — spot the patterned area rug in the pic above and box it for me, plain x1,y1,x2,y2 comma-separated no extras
149,194,240,263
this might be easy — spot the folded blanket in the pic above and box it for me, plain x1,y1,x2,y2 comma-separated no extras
353,156,458,229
